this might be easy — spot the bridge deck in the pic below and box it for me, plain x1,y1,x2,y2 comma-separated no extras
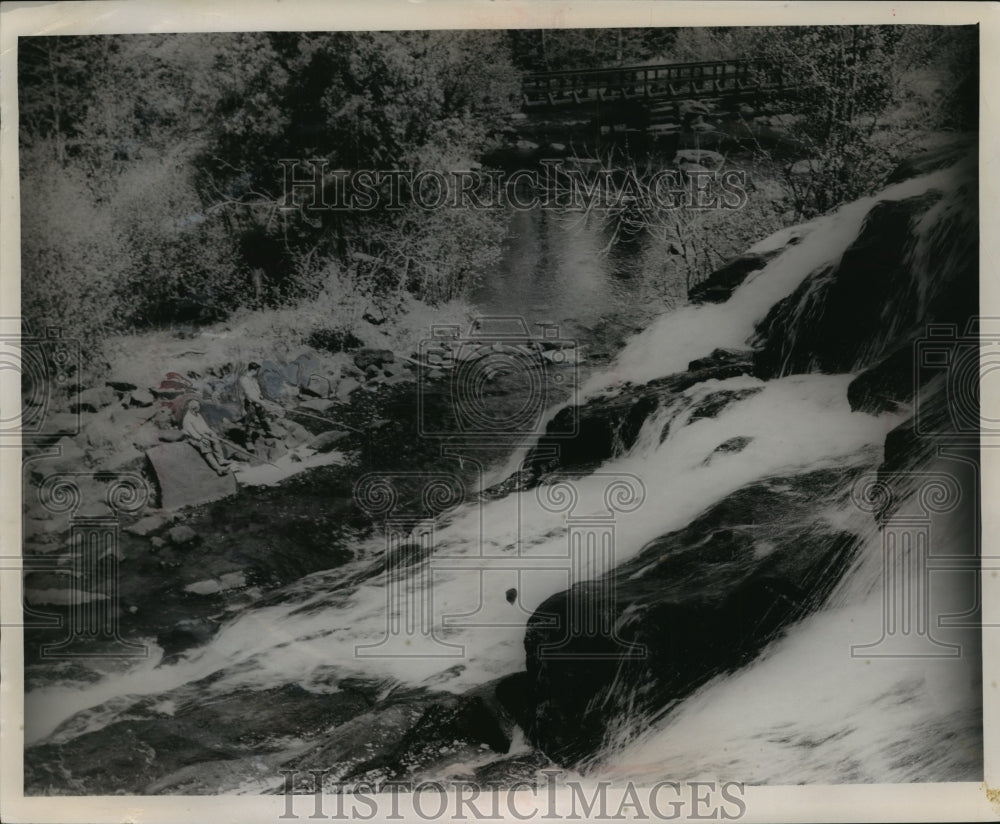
522,58,786,110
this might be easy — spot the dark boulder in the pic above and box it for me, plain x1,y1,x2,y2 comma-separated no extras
846,342,917,414
688,387,762,422
703,435,753,462
128,388,156,407
307,328,364,354
687,347,754,372
354,348,395,371
885,135,977,184
25,719,237,794
156,617,220,664
688,250,782,304
752,156,976,380
281,681,514,786
518,354,755,485
520,465,867,765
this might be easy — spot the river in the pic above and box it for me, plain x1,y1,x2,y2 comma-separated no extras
22,158,983,792
474,205,679,367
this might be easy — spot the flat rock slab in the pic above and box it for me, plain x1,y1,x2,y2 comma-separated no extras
299,398,335,413
145,442,237,511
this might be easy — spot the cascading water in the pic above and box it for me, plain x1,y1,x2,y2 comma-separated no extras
23,157,980,790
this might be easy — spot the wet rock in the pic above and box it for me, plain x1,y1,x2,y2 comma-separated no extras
284,702,423,785
519,358,756,485
886,135,977,184
156,617,220,662
846,342,915,415
688,251,781,304
752,174,976,379
521,466,865,765
687,347,754,372
23,570,73,591
879,381,955,477
474,750,554,786
23,517,68,541
25,719,238,795
25,682,379,794
703,435,753,462
385,684,517,772
688,387,762,422
337,676,395,705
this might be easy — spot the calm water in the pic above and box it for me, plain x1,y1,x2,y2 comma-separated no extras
473,206,683,366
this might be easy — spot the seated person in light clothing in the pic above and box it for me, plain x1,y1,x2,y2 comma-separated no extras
182,399,232,475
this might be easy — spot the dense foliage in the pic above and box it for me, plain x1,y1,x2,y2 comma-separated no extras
19,32,519,345
19,26,977,347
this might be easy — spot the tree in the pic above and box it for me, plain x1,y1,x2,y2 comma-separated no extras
742,25,977,217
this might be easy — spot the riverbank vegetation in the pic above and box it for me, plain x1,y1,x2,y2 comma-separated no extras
19,26,977,361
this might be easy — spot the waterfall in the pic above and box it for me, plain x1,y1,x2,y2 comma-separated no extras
24,160,980,788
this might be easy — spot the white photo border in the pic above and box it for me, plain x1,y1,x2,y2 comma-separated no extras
1,1,997,822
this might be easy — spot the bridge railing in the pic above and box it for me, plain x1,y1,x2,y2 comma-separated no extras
522,58,784,109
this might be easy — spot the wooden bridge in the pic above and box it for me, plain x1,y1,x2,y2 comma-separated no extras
521,58,788,111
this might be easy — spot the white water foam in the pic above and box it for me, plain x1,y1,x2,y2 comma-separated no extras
25,373,897,745
582,166,963,396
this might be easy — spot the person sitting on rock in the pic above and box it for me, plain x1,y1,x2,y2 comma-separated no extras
181,399,232,475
